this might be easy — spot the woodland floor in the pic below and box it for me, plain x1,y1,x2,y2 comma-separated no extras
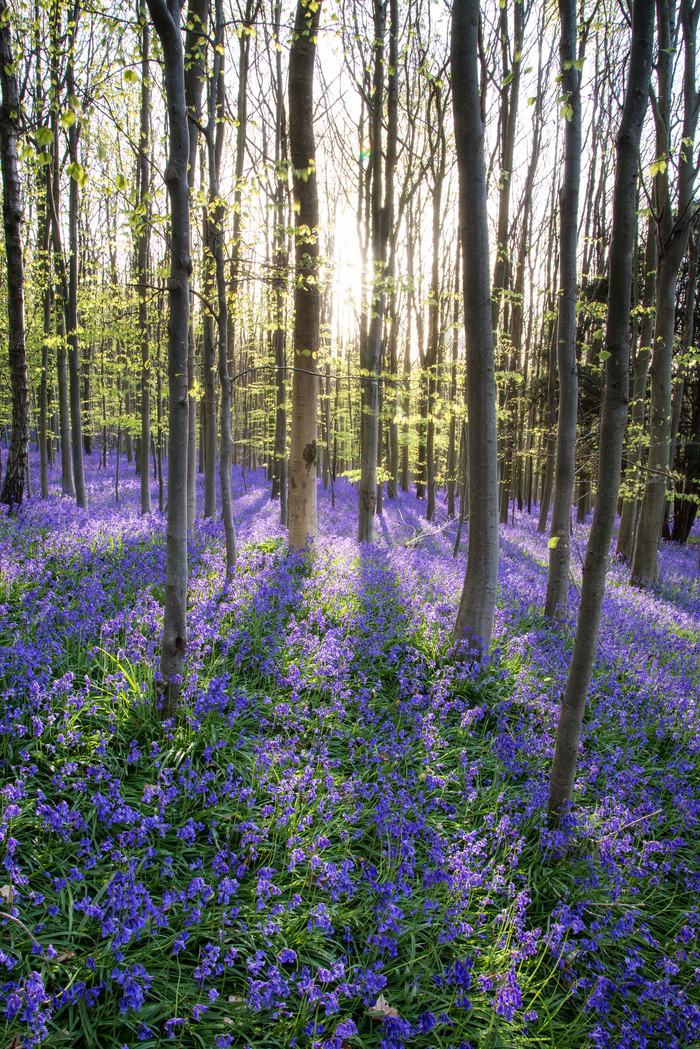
0,452,699,1049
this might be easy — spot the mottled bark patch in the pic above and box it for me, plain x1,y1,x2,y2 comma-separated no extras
303,440,317,471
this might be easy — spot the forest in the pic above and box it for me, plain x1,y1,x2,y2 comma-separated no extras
0,0,698,1045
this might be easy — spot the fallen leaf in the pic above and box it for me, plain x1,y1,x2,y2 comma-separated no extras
0,885,13,905
367,993,399,1019
56,950,75,963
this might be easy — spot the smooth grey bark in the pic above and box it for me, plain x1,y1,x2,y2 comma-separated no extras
452,0,499,657
287,0,322,552
38,179,51,499
137,1,152,516
544,0,583,622
447,238,461,519
358,0,396,542
548,0,654,826
491,0,523,337
147,0,191,720
425,73,448,523
0,0,29,512
630,0,699,586
616,214,656,560
184,0,207,531
271,0,288,526
65,2,87,511
201,145,218,520
208,0,236,579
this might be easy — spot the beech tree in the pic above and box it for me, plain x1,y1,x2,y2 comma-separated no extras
146,0,191,720
630,0,699,587
452,0,499,657
549,0,654,825
544,0,583,623
0,0,29,512
287,0,322,552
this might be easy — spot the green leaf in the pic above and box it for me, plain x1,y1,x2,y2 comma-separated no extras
115,173,127,191
37,126,54,147
599,350,611,362
60,109,76,128
548,536,559,549
37,151,52,166
648,155,667,178
123,68,138,84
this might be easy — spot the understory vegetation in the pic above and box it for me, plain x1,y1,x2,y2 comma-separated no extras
0,456,699,1049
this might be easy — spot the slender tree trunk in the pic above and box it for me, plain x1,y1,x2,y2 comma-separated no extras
544,0,582,622
358,0,396,542
138,1,152,515
184,0,208,530
209,0,236,578
549,0,653,825
452,0,499,657
287,0,322,551
147,0,191,720
616,214,656,559
630,0,699,586
447,239,460,518
65,3,87,510
271,0,288,525
0,0,29,511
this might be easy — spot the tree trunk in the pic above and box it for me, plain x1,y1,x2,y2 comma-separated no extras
549,0,653,825
138,1,152,515
184,0,208,531
65,3,87,510
452,0,499,658
358,0,396,542
544,0,582,622
0,0,29,512
209,0,236,578
147,0,191,720
616,214,656,560
287,0,322,552
630,0,699,587
271,0,288,525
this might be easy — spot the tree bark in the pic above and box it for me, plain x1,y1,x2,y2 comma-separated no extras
65,2,87,510
209,0,236,578
288,0,322,552
544,0,582,622
0,0,29,512
147,0,191,720
452,0,499,658
616,214,656,559
137,1,152,515
358,0,396,542
548,0,654,826
630,0,699,586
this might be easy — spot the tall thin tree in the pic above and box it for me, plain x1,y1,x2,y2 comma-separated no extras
452,0,499,656
146,0,191,719
287,0,323,551
0,0,29,511
549,0,654,825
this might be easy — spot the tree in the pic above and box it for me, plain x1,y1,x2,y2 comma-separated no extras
544,0,583,623
452,0,499,657
146,0,191,720
630,0,699,587
137,0,152,516
207,0,236,578
357,0,397,543
0,0,29,512
548,0,654,826
287,0,322,552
